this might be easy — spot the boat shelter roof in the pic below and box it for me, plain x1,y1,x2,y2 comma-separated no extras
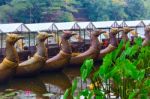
77,22,95,30
54,22,80,31
142,20,150,26
92,21,118,29
125,20,145,27
26,22,57,32
0,23,30,33
117,21,127,27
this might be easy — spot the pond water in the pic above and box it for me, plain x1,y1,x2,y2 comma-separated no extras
0,66,92,99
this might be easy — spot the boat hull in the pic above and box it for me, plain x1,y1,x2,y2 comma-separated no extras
70,47,99,66
0,58,17,83
16,54,46,77
44,51,71,71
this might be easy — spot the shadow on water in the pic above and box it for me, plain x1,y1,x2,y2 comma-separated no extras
0,76,48,99
0,64,101,99
38,71,72,99
0,69,74,99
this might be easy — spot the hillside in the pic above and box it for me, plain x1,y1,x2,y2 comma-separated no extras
0,0,150,23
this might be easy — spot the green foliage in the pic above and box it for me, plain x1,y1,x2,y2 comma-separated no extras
80,59,93,81
0,0,150,22
63,89,69,99
56,12,74,22
80,0,149,21
0,0,77,22
64,37,150,99
71,78,78,96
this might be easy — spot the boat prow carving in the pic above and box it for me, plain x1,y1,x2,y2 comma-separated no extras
142,26,150,46
99,28,123,58
16,32,53,76
70,30,106,66
43,31,77,71
0,34,23,82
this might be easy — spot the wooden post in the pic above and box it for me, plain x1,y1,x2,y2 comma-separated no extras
28,32,31,50
84,29,86,51
0,33,3,54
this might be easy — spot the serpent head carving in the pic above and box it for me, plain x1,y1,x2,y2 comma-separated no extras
110,28,122,35
37,32,53,42
6,33,24,45
92,29,106,37
62,31,77,40
122,27,134,34
144,26,150,39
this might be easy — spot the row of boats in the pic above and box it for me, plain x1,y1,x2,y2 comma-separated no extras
0,26,150,83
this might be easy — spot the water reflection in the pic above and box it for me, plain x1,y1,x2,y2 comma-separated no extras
4,77,47,98
0,66,91,98
39,71,72,98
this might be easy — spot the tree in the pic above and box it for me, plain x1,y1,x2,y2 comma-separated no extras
125,0,147,20
109,0,128,20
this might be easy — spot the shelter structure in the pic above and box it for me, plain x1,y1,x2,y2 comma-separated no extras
0,23,29,33
0,23,30,61
54,22,80,43
72,22,96,52
117,21,128,27
92,21,119,41
26,23,57,46
0,29,3,56
142,20,150,26
54,22,80,31
26,22,59,57
0,23,30,54
125,20,145,38
76,22,95,40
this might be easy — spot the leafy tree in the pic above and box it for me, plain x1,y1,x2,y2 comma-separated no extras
0,0,150,22
125,0,147,20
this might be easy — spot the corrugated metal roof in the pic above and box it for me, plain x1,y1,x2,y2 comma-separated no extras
26,23,57,32
142,20,150,26
0,23,30,33
54,22,80,30
92,21,118,28
125,20,144,27
77,22,95,30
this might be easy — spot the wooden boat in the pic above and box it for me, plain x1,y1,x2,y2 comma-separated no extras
69,30,106,66
98,28,123,58
99,27,134,58
43,31,77,71
0,34,23,83
121,27,134,43
142,26,150,46
16,32,53,76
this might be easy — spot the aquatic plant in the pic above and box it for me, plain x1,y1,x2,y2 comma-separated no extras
64,37,150,99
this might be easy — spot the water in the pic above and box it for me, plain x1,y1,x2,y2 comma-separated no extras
0,66,92,99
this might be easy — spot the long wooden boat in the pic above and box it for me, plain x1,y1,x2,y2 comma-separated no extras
98,28,123,58
0,34,23,83
99,27,134,59
142,26,150,46
43,31,77,71
69,30,106,66
15,32,53,77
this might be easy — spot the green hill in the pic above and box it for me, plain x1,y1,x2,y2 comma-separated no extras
0,0,150,23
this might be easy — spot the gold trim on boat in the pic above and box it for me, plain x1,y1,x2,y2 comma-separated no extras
0,58,17,69
60,51,71,57
33,54,47,61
